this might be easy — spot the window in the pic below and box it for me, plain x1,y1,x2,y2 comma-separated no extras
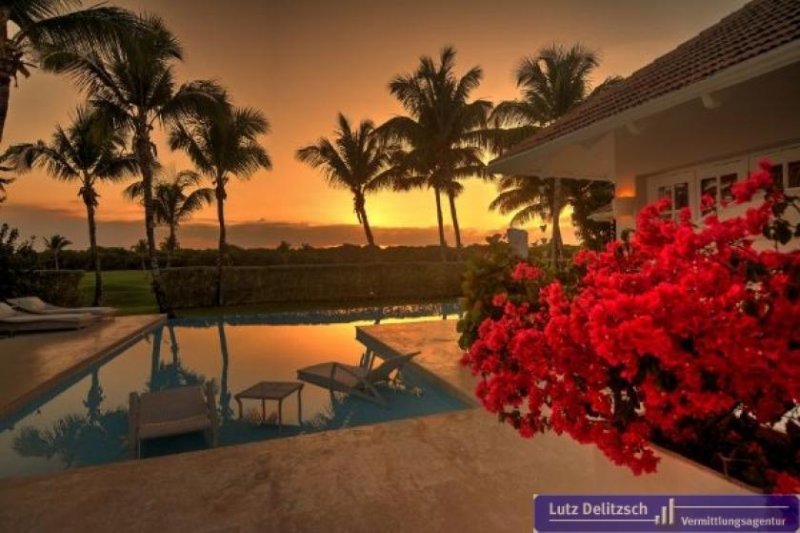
696,160,745,215
646,145,800,223
650,171,694,221
700,173,738,214
788,160,800,189
751,145,800,191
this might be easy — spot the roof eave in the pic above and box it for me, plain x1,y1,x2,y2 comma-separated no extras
487,38,800,176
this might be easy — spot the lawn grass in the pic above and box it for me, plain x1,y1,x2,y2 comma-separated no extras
79,270,158,316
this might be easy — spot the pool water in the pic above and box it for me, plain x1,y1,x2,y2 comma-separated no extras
0,303,468,479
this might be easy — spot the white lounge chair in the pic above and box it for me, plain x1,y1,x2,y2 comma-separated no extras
297,352,419,407
0,302,96,334
128,381,219,459
7,296,116,318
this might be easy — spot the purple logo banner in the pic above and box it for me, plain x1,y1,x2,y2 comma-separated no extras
533,495,799,532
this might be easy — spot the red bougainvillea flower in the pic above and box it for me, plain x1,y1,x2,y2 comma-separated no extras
771,472,800,494
511,262,542,281
461,161,800,490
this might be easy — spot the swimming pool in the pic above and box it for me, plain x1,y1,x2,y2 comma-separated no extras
0,302,468,479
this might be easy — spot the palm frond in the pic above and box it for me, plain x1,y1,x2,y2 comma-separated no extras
122,180,144,201
23,7,141,53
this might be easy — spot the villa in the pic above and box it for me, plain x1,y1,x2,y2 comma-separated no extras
488,0,800,242
1,1,798,532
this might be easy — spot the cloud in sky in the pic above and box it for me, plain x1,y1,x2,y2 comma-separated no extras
1,203,533,250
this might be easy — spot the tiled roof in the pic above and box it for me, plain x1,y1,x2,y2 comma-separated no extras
493,0,800,164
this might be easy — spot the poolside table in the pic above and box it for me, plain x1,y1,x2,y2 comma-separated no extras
235,381,303,429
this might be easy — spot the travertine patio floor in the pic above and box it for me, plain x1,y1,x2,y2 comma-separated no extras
0,319,749,533
0,314,166,419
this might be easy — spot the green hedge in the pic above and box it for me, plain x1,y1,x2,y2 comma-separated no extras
26,270,84,306
161,263,466,308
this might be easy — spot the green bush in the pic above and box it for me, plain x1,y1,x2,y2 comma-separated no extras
29,270,84,306
160,262,466,308
0,222,37,299
456,235,583,350
51,243,478,271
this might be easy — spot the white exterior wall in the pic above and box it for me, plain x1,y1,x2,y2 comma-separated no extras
612,61,800,244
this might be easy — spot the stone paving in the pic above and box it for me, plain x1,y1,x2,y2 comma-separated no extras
0,314,166,419
0,319,749,533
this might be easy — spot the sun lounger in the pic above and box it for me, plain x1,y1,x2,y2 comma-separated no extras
128,381,219,458
297,351,419,407
7,296,116,318
0,302,96,334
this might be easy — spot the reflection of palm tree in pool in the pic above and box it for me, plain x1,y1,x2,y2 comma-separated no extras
83,369,104,423
146,322,231,420
13,324,231,467
13,368,127,467
168,323,180,366
147,324,205,391
217,319,234,421
13,410,128,467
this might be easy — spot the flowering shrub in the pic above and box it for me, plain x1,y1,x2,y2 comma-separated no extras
461,161,800,491
457,235,582,351
457,235,547,350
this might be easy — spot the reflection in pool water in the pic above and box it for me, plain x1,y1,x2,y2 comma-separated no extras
0,302,467,479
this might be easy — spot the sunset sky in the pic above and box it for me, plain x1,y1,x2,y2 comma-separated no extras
1,0,748,249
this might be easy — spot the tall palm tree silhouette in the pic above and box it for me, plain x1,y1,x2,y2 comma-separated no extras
169,102,272,306
45,14,227,315
381,46,490,256
125,167,213,267
490,44,603,268
3,106,136,304
0,0,139,143
42,234,71,270
297,113,397,247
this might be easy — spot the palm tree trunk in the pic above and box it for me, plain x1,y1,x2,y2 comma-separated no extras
54,250,59,271
0,9,11,146
166,223,177,268
167,322,179,365
447,189,462,249
355,193,375,247
135,125,172,316
434,187,447,261
217,319,232,420
85,197,103,306
149,325,164,392
214,181,226,307
550,177,563,271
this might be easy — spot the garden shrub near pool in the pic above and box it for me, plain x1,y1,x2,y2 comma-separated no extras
161,261,465,307
459,161,800,493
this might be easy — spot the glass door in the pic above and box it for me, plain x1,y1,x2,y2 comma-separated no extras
649,170,695,221
696,159,747,216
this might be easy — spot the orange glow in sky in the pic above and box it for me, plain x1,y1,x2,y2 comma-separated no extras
0,0,748,248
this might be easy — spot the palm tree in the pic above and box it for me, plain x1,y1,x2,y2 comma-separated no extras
217,319,233,421
2,105,135,305
490,174,552,227
43,234,71,270
381,46,489,255
491,44,599,269
169,103,271,306
296,113,396,247
125,168,213,267
0,0,140,144
44,15,227,315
